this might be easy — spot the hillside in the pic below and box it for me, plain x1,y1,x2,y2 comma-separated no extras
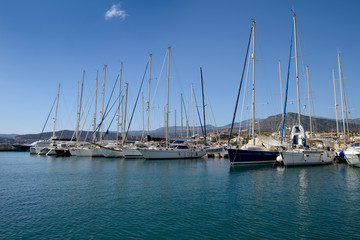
1,113,359,144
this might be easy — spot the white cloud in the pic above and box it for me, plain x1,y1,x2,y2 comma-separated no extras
105,4,128,20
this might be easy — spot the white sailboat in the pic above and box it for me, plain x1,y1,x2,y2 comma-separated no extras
100,62,125,158
30,84,62,155
71,66,107,157
343,142,360,167
279,13,335,166
138,47,206,160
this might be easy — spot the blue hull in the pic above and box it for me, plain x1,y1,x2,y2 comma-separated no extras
228,149,279,165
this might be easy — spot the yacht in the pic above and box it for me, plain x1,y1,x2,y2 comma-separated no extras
343,142,360,167
138,144,206,160
279,125,335,166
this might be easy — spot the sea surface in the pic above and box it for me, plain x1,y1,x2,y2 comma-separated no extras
0,152,359,239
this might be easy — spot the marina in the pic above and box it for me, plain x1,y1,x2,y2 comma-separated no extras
1,1,360,239
1,152,359,239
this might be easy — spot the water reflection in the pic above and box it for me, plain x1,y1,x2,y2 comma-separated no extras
229,163,278,173
345,167,360,194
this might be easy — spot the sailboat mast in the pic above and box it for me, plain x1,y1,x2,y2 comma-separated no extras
339,53,350,138
187,101,189,138
166,46,171,147
293,12,301,125
338,51,346,139
332,69,339,137
117,62,123,144
279,61,284,124
76,81,79,142
147,54,152,137
306,66,313,137
101,65,107,143
76,71,85,142
181,93,183,138
164,106,166,140
142,92,145,140
191,83,195,137
251,20,256,146
53,84,61,139
93,70,98,142
122,83,128,144
200,67,206,145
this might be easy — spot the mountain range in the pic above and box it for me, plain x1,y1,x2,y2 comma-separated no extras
1,112,359,144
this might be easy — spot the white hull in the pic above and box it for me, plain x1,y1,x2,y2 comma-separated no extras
30,147,43,154
70,148,104,157
281,150,334,166
37,147,50,155
139,148,206,160
101,148,124,158
344,148,360,167
46,148,57,156
123,148,143,158
29,140,52,154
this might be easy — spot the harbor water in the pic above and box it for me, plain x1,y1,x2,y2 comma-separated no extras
1,152,359,239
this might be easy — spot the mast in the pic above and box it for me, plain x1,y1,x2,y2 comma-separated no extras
117,62,123,144
142,92,145,140
279,61,284,124
181,93,183,138
93,70,98,142
187,101,189,138
164,106,166,140
293,12,301,125
166,46,171,147
332,69,339,137
191,83,195,137
76,81,79,141
200,67,206,145
122,83,128,144
76,71,85,142
101,65,107,143
53,84,61,139
147,54,152,137
338,51,346,139
306,66,313,137
251,20,256,145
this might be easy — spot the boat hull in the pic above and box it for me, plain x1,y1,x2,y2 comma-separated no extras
101,148,124,158
344,148,360,167
123,148,143,159
228,149,279,165
12,144,31,152
281,150,334,167
70,148,104,157
139,148,206,160
55,149,72,157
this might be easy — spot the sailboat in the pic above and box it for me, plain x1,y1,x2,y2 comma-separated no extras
30,84,62,155
138,47,206,160
279,12,335,166
70,67,107,157
100,63,125,158
227,21,279,165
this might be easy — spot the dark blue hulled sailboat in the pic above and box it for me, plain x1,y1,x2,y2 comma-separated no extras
228,147,279,165
227,20,279,165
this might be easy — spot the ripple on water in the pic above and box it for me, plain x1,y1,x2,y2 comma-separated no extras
0,153,359,239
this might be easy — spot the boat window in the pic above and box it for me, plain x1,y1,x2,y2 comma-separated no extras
176,145,189,149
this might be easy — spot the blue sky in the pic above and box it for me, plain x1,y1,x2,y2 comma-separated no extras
0,0,359,134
